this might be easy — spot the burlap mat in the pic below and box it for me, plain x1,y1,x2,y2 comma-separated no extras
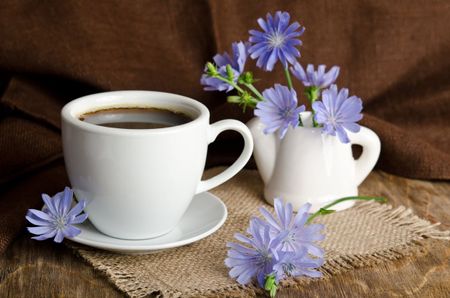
69,168,449,297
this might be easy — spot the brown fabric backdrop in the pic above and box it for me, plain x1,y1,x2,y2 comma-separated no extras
0,0,449,252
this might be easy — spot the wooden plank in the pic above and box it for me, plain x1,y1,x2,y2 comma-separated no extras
0,170,449,297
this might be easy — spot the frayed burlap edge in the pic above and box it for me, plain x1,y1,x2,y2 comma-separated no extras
278,201,450,292
70,247,265,298
69,201,449,298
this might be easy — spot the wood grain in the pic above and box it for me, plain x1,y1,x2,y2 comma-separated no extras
0,171,449,298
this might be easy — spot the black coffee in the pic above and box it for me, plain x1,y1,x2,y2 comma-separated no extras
79,107,192,129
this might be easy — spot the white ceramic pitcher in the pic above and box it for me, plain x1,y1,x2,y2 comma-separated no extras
247,112,381,212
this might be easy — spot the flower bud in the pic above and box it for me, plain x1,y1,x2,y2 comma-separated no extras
238,71,255,84
264,274,278,298
227,95,241,104
226,64,234,80
244,71,254,84
206,62,218,76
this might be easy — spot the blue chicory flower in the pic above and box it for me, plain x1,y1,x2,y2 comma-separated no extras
290,63,340,89
272,249,323,282
226,199,325,290
254,84,305,139
248,11,305,71
259,198,325,258
225,218,286,287
26,187,88,243
200,41,248,92
312,84,363,143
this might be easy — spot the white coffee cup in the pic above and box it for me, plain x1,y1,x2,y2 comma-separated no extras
61,91,253,239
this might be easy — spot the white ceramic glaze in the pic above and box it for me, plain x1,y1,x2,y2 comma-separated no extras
66,192,227,254
247,112,380,212
61,91,253,239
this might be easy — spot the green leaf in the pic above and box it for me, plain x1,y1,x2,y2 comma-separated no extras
319,208,335,215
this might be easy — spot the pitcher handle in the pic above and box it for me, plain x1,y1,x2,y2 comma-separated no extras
348,126,381,186
195,120,254,194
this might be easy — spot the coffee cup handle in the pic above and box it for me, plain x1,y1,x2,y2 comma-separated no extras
348,126,381,186
195,120,254,194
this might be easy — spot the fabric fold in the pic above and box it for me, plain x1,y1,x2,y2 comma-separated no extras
0,0,449,253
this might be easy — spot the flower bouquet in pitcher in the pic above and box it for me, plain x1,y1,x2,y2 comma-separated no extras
201,11,381,211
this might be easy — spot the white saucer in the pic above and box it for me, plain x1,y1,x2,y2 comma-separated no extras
67,192,227,254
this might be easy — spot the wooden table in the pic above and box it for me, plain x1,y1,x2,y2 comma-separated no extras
0,171,449,297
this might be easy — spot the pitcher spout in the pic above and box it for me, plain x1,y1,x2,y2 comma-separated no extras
246,117,278,185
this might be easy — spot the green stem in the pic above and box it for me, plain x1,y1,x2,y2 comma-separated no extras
284,68,293,90
306,196,386,224
214,75,245,94
305,87,320,127
244,83,264,101
312,113,318,127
